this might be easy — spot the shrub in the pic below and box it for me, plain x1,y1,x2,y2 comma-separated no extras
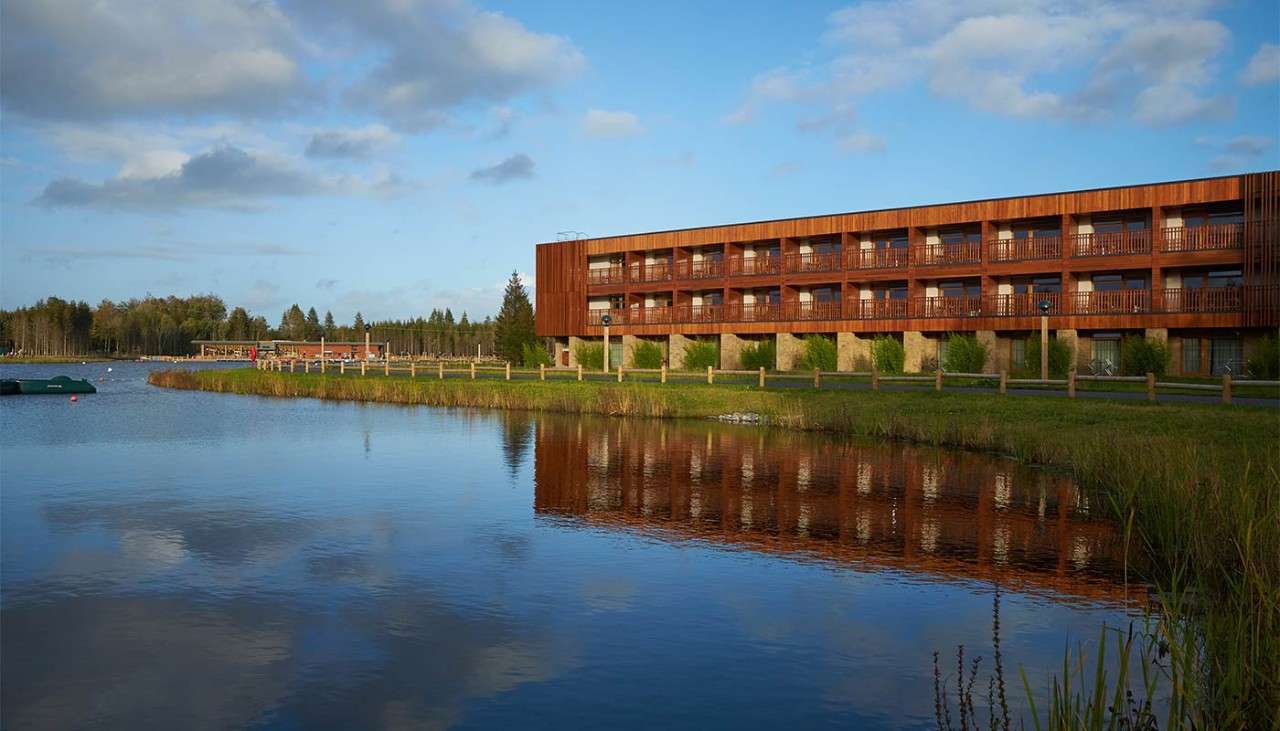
630,340,664,369
1246,334,1278,379
1025,338,1072,377
739,339,776,370
797,335,837,371
521,341,552,368
1120,335,1171,376
681,340,719,370
943,333,988,373
574,342,603,370
872,336,905,374
919,355,939,374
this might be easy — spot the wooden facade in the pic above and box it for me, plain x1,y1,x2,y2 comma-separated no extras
535,172,1280,339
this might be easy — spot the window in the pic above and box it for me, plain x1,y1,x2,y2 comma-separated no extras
1092,211,1149,233
888,286,908,300
701,248,724,262
765,289,781,305
1207,269,1242,288
939,280,980,298
1013,219,1061,239
1182,274,1204,289
701,291,724,306
1093,337,1121,371
811,240,842,254
811,287,841,303
1184,206,1244,227
874,233,909,249
1182,337,1202,374
609,295,624,309
1092,274,1145,291
1011,339,1027,369
939,228,980,245
1210,337,1242,375
1014,277,1061,294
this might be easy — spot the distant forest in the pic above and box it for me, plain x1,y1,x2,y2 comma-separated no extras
0,295,498,357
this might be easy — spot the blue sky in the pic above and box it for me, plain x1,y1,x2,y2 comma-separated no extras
2,0,1278,322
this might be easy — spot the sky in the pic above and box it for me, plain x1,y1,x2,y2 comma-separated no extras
1,0,1278,323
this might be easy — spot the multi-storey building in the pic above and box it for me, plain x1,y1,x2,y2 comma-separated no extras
535,172,1279,376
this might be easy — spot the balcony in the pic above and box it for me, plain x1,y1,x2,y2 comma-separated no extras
675,259,724,280
848,248,909,270
984,292,1063,317
792,300,844,320
914,295,984,318
726,255,782,277
914,242,981,267
850,298,910,319
628,262,673,283
1160,223,1243,253
1155,287,1242,313
987,236,1062,263
587,266,625,286
1069,289,1151,314
784,251,842,274
731,302,784,322
1070,230,1151,257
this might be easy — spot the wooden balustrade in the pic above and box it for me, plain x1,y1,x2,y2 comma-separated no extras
726,255,782,276
983,292,1063,316
914,295,985,318
792,301,844,320
627,262,673,283
851,298,910,319
1070,230,1151,257
784,251,842,273
848,248,909,270
1154,287,1242,313
675,259,724,280
1159,223,1244,252
914,242,981,266
586,266,625,285
986,236,1062,262
1070,289,1151,314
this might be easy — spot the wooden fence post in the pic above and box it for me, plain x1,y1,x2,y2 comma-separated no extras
814,368,821,389
998,370,1007,395
935,369,943,392
361,361,366,376
410,362,416,379
617,365,623,383
505,362,511,380
289,360,295,373
438,362,444,380
759,367,766,389
340,360,345,375
1067,370,1076,398
577,364,583,382
707,365,714,385
384,359,389,376
872,365,880,391
540,364,546,381
660,365,667,384
470,362,476,380
1222,373,1232,405
1146,372,1156,402
304,361,309,373
320,358,325,374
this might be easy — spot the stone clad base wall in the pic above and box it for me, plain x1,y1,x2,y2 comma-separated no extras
903,331,929,373
720,333,746,370
836,332,872,371
669,334,693,369
776,333,803,371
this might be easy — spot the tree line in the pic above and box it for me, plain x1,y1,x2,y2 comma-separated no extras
1,272,541,361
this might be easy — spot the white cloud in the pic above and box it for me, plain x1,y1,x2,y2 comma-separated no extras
582,109,645,138
1198,134,1274,171
469,153,535,184
728,0,1237,138
838,131,886,154
305,125,401,159
1240,43,1280,86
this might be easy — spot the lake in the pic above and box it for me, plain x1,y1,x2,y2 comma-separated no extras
1,362,1138,729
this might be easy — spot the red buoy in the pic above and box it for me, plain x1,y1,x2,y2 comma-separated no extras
70,395,78,402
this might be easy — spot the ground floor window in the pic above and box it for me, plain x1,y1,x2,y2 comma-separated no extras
1011,338,1027,369
1182,337,1202,374
1210,337,1242,375
1092,336,1120,374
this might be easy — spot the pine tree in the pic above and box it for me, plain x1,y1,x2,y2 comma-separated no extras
493,270,536,364
306,307,321,338
323,311,335,333
353,311,365,332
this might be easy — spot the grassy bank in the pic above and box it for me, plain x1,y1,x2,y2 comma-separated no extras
1,355,114,363
151,367,1279,728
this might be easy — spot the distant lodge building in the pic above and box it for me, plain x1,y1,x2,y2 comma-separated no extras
194,340,387,360
535,172,1279,376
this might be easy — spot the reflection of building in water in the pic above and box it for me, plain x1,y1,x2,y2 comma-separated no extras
534,417,1136,606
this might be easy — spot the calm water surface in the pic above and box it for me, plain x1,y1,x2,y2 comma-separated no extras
1,362,1138,729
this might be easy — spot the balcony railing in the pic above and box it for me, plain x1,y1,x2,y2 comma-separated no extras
850,298,910,319
587,287,1270,325
1070,289,1151,314
587,266,625,285
784,251,843,273
987,236,1062,262
1070,230,1151,257
915,295,985,318
914,242,981,266
726,255,782,277
984,292,1063,317
1160,223,1244,253
629,262,674,283
675,259,724,280
848,247,909,270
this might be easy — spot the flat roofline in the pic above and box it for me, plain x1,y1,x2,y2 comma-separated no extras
192,340,381,345
540,171,1272,246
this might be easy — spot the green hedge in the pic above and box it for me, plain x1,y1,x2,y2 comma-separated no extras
797,335,837,371
872,336,905,374
521,342,552,368
1121,335,1171,376
1026,338,1072,377
630,340,664,369
575,342,603,370
943,333,988,373
681,340,719,370
1246,334,1278,379
739,339,776,370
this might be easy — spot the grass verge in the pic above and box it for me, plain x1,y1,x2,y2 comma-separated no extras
151,367,1279,728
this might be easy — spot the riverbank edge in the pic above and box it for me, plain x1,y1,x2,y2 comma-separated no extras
150,367,1278,724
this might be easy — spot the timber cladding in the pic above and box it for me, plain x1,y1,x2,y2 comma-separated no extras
549,175,1248,254
535,240,586,336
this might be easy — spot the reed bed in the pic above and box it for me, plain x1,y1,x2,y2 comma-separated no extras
150,367,1279,729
